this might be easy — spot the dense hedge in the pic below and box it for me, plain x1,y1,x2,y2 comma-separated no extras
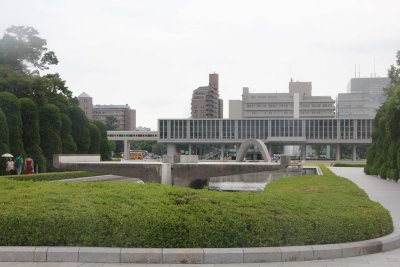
40,104,62,171
3,171,99,181
19,98,46,173
333,163,366,167
0,166,392,247
365,51,400,180
69,106,90,154
0,92,24,155
60,114,77,154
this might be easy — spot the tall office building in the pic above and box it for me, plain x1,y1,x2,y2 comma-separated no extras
92,105,136,131
78,92,93,119
336,77,390,119
229,80,335,119
191,73,223,118
78,93,136,130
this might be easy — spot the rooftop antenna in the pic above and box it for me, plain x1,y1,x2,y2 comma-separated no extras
358,64,361,78
373,58,376,77
354,64,357,78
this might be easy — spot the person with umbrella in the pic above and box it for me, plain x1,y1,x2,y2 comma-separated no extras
2,153,15,175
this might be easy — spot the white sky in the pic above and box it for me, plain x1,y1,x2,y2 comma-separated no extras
1,0,400,130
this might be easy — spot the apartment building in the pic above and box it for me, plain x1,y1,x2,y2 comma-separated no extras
78,93,136,131
191,73,223,118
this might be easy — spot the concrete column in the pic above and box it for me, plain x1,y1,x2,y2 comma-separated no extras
123,139,130,160
302,144,307,161
188,144,192,155
336,144,340,161
220,144,225,160
234,144,238,159
268,143,273,158
352,144,357,161
167,143,176,156
326,145,331,160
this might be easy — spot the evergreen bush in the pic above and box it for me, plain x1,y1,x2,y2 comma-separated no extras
19,98,46,173
0,92,24,155
40,104,62,171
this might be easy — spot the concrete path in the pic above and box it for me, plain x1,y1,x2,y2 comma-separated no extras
3,167,400,266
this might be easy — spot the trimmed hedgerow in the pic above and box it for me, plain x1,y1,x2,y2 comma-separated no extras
0,166,393,248
332,163,366,168
3,171,99,181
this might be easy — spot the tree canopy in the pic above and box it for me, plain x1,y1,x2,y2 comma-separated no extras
0,26,58,74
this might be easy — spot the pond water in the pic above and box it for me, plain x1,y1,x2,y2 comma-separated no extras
208,167,317,192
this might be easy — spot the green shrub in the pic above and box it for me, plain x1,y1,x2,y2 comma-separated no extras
88,123,100,154
60,114,77,154
40,104,62,171
0,108,9,175
388,169,399,181
0,169,393,248
68,106,90,153
378,165,388,179
92,121,111,161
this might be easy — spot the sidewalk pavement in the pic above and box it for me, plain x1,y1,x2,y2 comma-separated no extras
2,167,400,266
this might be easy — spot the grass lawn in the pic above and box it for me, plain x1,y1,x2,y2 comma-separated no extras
2,171,99,181
0,165,392,248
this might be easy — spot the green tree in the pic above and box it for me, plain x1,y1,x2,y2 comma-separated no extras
88,123,101,154
366,50,400,180
0,108,10,175
0,92,24,155
105,116,119,130
60,113,77,154
68,106,90,153
133,141,156,152
0,26,76,112
40,104,62,171
93,120,111,161
19,98,46,172
0,26,58,74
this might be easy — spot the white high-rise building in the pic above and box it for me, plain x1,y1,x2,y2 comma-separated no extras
229,80,335,119
336,77,390,119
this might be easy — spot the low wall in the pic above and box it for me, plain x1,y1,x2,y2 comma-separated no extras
172,162,283,188
53,154,100,166
54,155,291,187
57,162,164,184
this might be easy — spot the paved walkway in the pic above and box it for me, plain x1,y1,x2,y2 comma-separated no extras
2,167,400,266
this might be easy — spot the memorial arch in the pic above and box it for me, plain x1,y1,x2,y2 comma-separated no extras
236,139,272,162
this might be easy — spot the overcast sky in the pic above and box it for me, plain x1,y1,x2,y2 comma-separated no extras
1,0,400,129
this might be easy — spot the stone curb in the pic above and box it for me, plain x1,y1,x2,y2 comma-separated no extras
0,232,399,264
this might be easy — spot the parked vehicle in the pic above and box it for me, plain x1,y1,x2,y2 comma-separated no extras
129,150,148,160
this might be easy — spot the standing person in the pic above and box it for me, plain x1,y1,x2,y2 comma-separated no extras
24,155,34,175
15,154,23,175
5,158,15,175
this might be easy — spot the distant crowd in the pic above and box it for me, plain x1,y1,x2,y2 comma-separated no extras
5,155,34,175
